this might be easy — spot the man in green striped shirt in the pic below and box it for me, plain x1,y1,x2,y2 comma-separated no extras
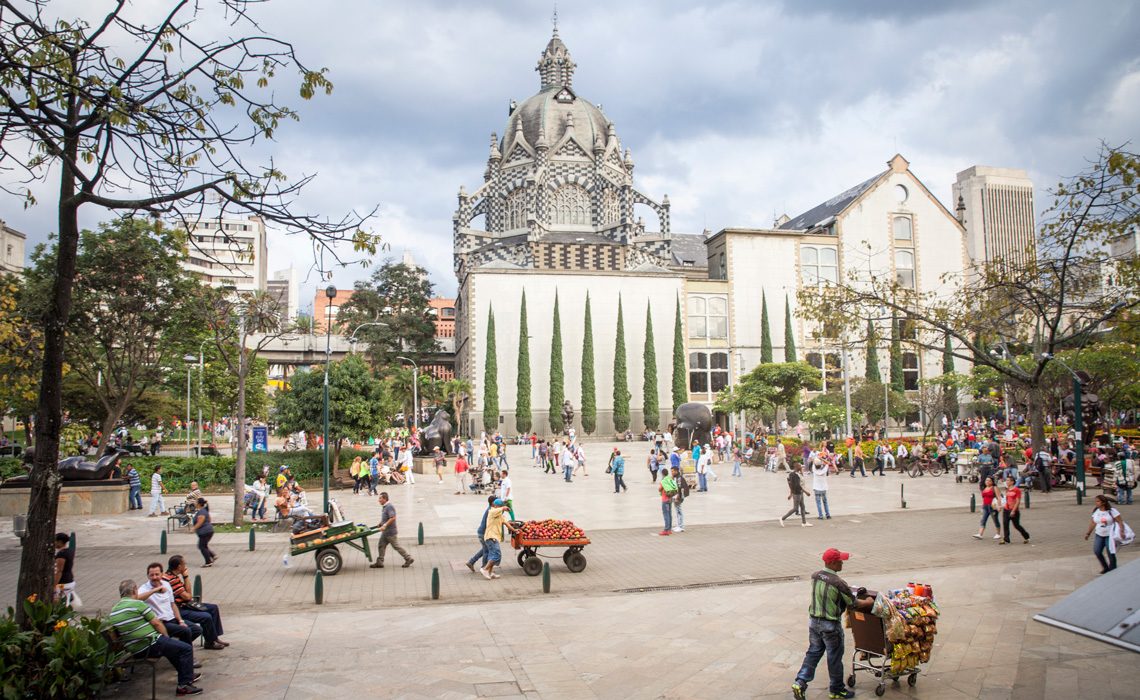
791,549,872,700
109,580,201,695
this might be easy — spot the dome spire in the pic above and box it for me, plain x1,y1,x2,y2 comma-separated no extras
536,21,576,90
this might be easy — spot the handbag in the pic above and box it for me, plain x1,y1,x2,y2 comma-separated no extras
1114,521,1135,547
181,600,208,612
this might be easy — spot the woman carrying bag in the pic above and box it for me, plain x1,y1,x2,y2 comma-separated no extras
1084,495,1125,574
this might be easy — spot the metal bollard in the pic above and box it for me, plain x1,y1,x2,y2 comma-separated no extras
249,527,256,551
69,531,76,552
418,522,424,545
1024,488,1031,509
542,562,551,594
160,529,167,554
192,575,202,601
431,567,440,600
900,484,906,509
970,493,976,513
315,571,324,605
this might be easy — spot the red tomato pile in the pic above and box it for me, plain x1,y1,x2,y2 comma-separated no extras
520,519,585,540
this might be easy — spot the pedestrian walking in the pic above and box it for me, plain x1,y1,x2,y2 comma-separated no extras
612,451,627,493
433,447,446,484
696,450,710,492
731,445,743,477
147,465,167,516
973,476,1001,540
670,465,688,532
571,443,588,478
480,499,516,579
775,440,788,472
350,456,363,494
790,548,871,700
500,468,515,519
370,492,414,568
189,498,216,567
454,451,470,494
466,495,496,572
999,476,1030,544
811,457,831,520
780,468,813,528
1085,494,1124,573
648,449,661,483
849,442,867,477
1116,450,1135,505
53,532,81,607
126,463,143,510
702,444,718,481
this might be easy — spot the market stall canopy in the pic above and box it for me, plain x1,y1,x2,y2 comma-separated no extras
1033,557,1140,653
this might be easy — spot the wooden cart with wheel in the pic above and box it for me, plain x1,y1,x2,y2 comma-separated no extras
509,530,591,576
289,522,381,576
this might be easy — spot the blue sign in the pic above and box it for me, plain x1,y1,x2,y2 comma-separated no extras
251,426,269,453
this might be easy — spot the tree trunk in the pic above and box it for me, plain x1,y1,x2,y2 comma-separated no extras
332,437,344,481
232,345,247,526
22,415,32,447
98,404,126,457
16,183,80,625
1027,387,1046,453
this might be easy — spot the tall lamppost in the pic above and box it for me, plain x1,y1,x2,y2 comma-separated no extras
196,339,209,456
1041,352,1088,505
348,321,389,353
397,355,419,436
183,354,196,456
322,285,337,514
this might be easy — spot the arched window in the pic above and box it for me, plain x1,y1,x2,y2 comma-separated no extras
506,190,527,230
600,189,619,225
893,216,912,242
552,184,590,226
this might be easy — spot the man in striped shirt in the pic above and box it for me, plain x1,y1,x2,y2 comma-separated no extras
109,579,201,695
791,548,871,700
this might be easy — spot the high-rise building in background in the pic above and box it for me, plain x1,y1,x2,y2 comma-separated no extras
268,266,300,322
952,166,1036,268
313,287,354,333
179,215,268,294
0,220,27,275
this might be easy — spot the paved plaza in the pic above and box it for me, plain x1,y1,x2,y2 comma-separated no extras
2,441,1137,698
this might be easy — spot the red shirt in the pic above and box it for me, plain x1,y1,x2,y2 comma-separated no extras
455,456,468,474
1004,486,1022,510
981,486,996,506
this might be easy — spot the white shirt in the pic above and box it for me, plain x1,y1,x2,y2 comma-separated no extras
812,463,830,492
500,476,512,500
150,473,162,492
697,453,711,473
1093,508,1120,537
139,579,177,620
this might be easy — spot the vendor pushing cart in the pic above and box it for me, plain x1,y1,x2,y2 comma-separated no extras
846,585,939,696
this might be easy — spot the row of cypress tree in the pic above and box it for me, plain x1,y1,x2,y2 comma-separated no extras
482,291,686,434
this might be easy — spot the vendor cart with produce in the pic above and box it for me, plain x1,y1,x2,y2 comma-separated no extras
288,507,380,575
846,584,939,697
509,519,591,575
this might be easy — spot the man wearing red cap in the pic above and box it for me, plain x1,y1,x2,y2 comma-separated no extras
791,548,871,700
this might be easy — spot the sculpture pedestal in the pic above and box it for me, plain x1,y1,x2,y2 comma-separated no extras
0,481,128,516
411,456,435,475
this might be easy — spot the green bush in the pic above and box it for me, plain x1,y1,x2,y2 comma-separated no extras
1,457,23,481
121,449,372,492
0,596,111,699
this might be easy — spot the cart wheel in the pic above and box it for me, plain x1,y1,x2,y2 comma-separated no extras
517,551,527,568
523,555,544,576
846,674,856,688
875,684,886,697
908,673,917,687
562,549,572,564
316,547,342,576
565,551,587,573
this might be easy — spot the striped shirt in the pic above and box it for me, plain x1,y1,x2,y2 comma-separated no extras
108,598,158,655
807,569,855,622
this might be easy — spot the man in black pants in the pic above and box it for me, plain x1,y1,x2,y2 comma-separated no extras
779,468,813,528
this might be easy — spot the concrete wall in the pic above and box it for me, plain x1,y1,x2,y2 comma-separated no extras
463,268,685,436
0,482,128,517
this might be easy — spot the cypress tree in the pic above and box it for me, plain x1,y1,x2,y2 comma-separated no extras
643,300,659,430
482,305,498,431
548,291,565,434
784,294,797,362
580,293,597,434
760,290,773,363
672,295,686,413
889,311,904,393
865,317,881,383
613,296,631,433
515,290,531,433
942,334,955,374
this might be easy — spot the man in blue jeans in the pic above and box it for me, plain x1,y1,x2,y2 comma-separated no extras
792,548,872,700
466,495,496,572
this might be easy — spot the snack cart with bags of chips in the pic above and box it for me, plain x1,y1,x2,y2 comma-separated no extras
846,584,939,696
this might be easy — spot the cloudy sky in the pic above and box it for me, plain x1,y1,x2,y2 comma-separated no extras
4,0,1138,304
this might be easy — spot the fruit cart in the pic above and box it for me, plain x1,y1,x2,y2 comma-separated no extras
289,521,380,575
509,519,591,576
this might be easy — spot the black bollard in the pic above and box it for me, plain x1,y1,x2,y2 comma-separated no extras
315,571,324,605
542,562,551,594
418,522,424,545
901,484,907,509
160,529,167,554
249,527,256,551
970,493,976,513
192,574,202,601
1024,488,1031,509
68,531,76,552
431,567,440,600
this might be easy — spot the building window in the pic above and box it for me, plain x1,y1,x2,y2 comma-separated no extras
600,189,619,225
899,317,918,341
893,216,912,242
689,351,729,394
506,189,527,230
552,184,590,226
801,246,838,286
717,254,727,280
895,249,915,288
902,352,920,391
687,295,727,339
806,352,842,392
442,307,456,318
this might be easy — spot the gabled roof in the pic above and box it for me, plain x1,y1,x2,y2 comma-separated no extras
670,233,709,267
779,170,888,231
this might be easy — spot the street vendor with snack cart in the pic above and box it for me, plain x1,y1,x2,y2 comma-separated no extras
792,548,872,700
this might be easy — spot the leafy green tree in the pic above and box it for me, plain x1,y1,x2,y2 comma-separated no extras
337,260,438,368
672,296,686,414
715,362,820,423
802,392,848,439
889,312,904,393
784,295,797,362
760,291,773,363
613,296,631,433
549,292,565,434
580,293,597,434
0,0,381,615
642,301,660,430
24,218,203,455
441,378,474,434
515,291,532,433
483,306,499,432
865,318,882,383
274,354,391,477
850,380,909,426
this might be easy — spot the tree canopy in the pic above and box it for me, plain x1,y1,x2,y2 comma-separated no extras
337,260,438,367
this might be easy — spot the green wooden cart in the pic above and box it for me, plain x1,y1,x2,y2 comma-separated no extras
289,522,380,575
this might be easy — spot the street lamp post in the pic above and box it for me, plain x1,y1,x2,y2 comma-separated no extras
1041,353,1087,505
347,321,390,353
322,285,336,514
197,339,208,457
183,354,196,456
397,355,419,436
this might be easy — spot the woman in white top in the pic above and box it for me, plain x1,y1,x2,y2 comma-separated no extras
1084,494,1124,573
811,457,831,520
